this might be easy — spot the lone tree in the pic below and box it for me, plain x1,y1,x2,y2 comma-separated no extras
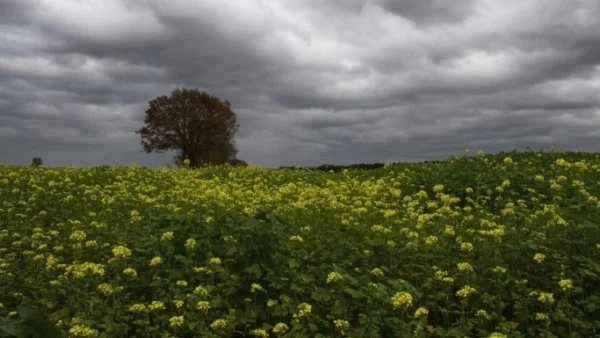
31,157,43,166
137,88,238,167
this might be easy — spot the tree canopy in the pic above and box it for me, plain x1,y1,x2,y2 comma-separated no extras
137,88,238,167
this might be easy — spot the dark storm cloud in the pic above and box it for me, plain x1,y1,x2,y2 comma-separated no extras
375,0,478,26
0,0,599,167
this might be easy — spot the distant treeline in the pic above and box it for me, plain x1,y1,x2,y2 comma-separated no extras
279,161,443,172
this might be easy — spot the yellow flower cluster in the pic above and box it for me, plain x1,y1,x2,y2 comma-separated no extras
537,292,555,304
457,262,474,272
414,307,429,318
68,324,98,337
194,285,208,296
326,271,342,284
69,230,86,242
112,245,131,259
425,235,439,246
149,256,162,266
334,319,350,334
476,309,491,320
391,292,413,310
169,316,184,327
488,332,508,338
184,238,197,250
208,257,221,265
289,235,304,242
210,318,228,330
371,268,384,277
196,301,210,311
128,303,148,313
533,253,546,263
460,242,474,251
250,328,269,337
160,231,174,241
97,283,115,296
64,262,105,278
122,267,137,278
272,323,289,334
558,279,573,291
293,303,312,318
456,285,477,298
250,283,264,292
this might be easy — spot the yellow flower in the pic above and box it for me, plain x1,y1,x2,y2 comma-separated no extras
251,328,269,337
69,230,86,242
112,245,131,259
326,271,342,284
537,292,554,304
64,262,105,278
176,280,188,287
425,236,438,246
210,318,228,330
185,238,197,250
492,266,507,274
414,307,429,318
194,285,208,296
457,262,474,272
130,210,141,222
555,158,569,167
535,313,549,321
45,255,60,270
371,268,384,277
122,267,137,278
503,157,514,166
68,324,98,337
558,279,573,291
460,242,474,251
196,301,210,311
433,184,444,193
173,300,185,309
160,231,174,241
334,319,350,334
149,256,162,266
476,309,491,320
488,333,507,338
533,253,546,263
293,303,312,318
289,235,304,242
169,316,184,327
250,283,264,292
209,257,221,265
391,292,413,310
97,283,115,295
272,323,289,334
456,285,477,298
84,240,97,248
148,301,165,311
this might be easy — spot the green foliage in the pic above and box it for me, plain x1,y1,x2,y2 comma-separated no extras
0,307,63,338
0,150,599,336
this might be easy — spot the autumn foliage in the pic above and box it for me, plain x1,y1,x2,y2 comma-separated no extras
137,88,238,167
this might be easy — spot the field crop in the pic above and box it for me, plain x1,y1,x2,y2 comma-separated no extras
1,151,599,337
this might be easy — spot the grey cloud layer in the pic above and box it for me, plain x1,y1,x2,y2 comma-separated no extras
0,0,598,167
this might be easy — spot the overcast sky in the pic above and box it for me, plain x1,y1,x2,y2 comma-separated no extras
1,0,599,167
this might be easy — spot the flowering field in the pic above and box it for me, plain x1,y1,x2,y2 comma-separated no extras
1,151,600,337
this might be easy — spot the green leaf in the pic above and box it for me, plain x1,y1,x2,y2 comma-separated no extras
287,259,300,269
